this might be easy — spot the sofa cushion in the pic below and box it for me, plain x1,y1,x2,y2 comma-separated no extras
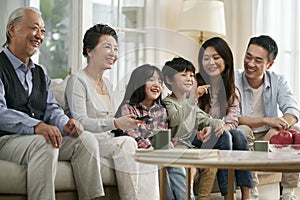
0,160,26,194
100,159,117,186
55,160,117,190
55,161,76,191
0,158,117,194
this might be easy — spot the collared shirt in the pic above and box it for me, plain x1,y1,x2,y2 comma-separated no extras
0,48,69,135
120,102,168,148
235,69,300,124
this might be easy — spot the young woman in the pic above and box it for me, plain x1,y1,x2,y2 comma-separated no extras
64,24,159,200
197,37,253,200
115,64,194,200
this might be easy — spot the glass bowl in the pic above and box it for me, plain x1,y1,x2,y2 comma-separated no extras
269,144,300,153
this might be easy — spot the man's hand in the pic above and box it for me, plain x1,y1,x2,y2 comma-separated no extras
63,119,83,138
264,128,279,141
34,122,62,148
265,117,289,130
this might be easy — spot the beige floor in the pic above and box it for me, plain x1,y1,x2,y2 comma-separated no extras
209,183,292,200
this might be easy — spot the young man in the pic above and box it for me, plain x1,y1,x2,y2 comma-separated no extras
162,57,245,200
0,7,103,200
236,35,300,200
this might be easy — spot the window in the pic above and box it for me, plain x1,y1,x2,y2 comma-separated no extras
92,0,146,90
253,0,300,102
28,0,148,84
39,0,72,78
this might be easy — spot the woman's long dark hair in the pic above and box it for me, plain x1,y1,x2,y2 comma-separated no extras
197,37,236,116
115,64,164,118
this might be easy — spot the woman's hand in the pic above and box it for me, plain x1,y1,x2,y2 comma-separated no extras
213,122,224,138
63,119,83,138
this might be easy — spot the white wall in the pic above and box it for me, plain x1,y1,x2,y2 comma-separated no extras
145,0,254,71
144,0,199,68
224,0,253,69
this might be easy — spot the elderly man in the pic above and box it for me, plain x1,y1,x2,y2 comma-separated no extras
0,7,103,200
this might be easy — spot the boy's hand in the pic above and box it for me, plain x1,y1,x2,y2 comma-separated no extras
197,126,212,143
193,85,210,99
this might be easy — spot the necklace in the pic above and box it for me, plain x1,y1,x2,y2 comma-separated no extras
97,79,106,91
84,69,108,94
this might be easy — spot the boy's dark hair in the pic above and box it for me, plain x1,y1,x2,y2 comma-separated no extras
162,57,195,91
247,35,278,62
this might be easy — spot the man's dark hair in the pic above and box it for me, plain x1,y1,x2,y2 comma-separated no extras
247,35,278,61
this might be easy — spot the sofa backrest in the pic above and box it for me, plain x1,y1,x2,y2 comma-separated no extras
50,75,70,110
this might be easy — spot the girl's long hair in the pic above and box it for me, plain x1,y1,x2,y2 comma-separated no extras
115,64,164,117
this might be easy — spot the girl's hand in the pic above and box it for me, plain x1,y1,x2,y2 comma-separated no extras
171,137,178,147
193,85,210,99
136,137,152,148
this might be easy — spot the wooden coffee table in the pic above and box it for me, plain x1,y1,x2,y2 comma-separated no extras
135,149,300,200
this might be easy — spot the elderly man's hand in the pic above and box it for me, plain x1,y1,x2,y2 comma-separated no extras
34,122,62,148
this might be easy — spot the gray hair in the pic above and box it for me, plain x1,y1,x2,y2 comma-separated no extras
2,7,41,47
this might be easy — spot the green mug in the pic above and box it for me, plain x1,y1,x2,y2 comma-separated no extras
254,140,269,152
151,129,171,150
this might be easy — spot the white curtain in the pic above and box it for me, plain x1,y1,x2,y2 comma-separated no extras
253,0,300,103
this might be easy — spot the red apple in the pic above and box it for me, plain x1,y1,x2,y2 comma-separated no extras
270,131,293,145
289,129,300,150
289,129,300,144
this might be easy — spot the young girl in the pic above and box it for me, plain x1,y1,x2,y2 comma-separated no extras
197,37,253,200
115,64,194,200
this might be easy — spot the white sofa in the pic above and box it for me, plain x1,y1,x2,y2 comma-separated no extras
0,77,120,200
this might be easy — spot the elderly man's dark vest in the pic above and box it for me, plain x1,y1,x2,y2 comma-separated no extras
0,52,47,135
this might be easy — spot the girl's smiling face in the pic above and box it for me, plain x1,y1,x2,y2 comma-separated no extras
144,70,163,102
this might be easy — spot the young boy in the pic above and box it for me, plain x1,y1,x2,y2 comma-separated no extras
162,57,232,200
